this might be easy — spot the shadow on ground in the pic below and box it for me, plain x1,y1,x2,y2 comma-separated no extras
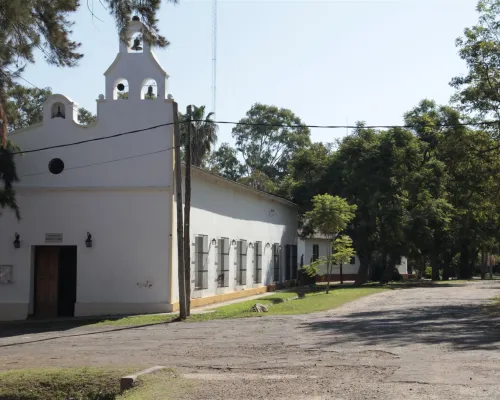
301,297,500,351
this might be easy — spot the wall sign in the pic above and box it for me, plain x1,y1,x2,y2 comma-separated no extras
45,233,63,243
0,265,13,284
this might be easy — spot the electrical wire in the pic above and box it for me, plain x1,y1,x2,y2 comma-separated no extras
9,118,500,156
10,121,176,155
20,146,176,178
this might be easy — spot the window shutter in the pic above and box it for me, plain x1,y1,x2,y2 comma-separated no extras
239,240,247,285
223,238,230,287
285,245,291,281
195,235,209,290
273,243,280,282
202,235,209,289
292,245,298,280
255,241,262,283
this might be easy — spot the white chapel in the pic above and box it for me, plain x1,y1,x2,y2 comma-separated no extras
0,18,299,321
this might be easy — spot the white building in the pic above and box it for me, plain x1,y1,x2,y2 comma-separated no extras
0,19,298,321
300,236,408,281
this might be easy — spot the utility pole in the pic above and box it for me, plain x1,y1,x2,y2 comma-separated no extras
173,102,187,320
184,105,192,316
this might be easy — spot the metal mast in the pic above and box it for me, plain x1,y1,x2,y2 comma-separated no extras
212,0,217,115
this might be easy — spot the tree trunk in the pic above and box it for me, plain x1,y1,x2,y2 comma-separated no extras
431,250,440,281
173,102,187,320
354,249,370,285
459,241,472,279
183,106,192,316
326,260,331,294
442,256,452,281
339,263,343,284
380,252,392,283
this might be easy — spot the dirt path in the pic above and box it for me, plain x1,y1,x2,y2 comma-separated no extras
2,281,500,399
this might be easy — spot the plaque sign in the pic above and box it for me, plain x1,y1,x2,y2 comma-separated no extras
45,233,63,243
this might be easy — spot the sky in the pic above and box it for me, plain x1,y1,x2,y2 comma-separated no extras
23,0,479,146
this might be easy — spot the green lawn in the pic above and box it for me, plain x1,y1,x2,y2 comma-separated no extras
91,287,386,327
193,287,386,320
0,367,132,400
0,368,191,400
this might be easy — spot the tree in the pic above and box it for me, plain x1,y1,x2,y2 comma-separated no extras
304,194,356,293
0,141,20,220
302,235,355,286
77,107,97,125
450,0,500,137
4,85,52,131
179,105,218,167
206,142,246,181
232,103,311,182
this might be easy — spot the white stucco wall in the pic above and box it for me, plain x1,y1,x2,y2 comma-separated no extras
0,189,172,320
171,168,299,303
0,22,176,320
301,238,408,277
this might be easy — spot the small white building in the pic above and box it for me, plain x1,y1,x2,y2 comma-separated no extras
0,19,298,321
300,236,408,281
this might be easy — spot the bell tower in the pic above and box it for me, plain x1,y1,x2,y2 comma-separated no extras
102,16,168,104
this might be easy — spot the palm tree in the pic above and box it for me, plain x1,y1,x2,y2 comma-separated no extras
179,105,218,167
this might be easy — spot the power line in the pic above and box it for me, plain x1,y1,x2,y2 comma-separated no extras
9,118,500,156
11,121,177,155
20,146,176,178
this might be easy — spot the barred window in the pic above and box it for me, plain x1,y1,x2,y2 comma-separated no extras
195,235,209,289
273,243,280,282
255,241,262,283
312,244,319,262
237,240,247,285
217,238,230,288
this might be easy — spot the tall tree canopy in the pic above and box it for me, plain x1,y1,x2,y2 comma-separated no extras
231,103,311,183
450,0,500,137
179,105,218,167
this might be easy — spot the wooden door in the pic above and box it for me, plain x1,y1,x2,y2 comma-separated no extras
35,247,59,317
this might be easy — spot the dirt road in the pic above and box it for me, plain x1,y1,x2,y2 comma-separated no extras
2,281,500,399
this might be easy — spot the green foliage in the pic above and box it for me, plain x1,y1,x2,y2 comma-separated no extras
179,105,218,167
206,142,246,180
450,0,500,137
77,107,97,125
0,141,20,220
4,85,52,131
304,194,357,240
231,103,311,183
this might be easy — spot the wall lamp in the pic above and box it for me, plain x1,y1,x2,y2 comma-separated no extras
85,232,93,248
13,233,20,249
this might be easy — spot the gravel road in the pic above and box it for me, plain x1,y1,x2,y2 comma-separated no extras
2,281,500,399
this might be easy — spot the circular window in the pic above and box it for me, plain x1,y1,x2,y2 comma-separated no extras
48,158,65,175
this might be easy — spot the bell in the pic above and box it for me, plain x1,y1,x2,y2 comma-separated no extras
147,85,154,96
131,38,142,51
55,106,64,118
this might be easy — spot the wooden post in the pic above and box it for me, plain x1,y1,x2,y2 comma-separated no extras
173,102,187,320
184,105,192,316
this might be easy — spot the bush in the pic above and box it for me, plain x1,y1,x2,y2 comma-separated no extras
424,266,432,279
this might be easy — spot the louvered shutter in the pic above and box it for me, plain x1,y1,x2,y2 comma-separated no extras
202,235,209,289
292,245,298,280
255,241,262,283
273,243,280,282
285,245,291,281
239,240,247,285
223,238,229,287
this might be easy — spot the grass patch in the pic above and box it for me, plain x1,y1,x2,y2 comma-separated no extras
0,367,132,400
91,314,177,327
190,287,386,321
89,287,385,327
118,370,193,400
